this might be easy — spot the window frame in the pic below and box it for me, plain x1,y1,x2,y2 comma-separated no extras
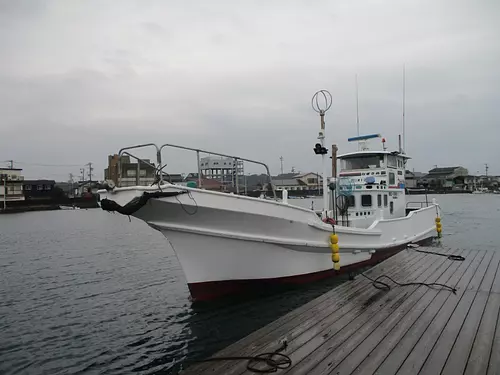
361,194,372,207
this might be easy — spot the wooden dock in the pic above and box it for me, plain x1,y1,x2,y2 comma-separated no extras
181,247,500,375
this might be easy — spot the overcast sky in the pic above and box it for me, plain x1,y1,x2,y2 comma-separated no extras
1,0,499,180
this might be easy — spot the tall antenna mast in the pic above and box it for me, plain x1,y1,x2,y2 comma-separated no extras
402,64,406,153
355,74,360,137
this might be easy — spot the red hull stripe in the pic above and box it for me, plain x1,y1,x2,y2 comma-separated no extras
187,239,431,301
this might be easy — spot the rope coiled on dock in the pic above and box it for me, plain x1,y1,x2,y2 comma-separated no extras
414,249,465,261
360,273,457,294
195,341,291,373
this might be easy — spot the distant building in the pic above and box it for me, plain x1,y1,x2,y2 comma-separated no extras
55,181,77,198
419,166,468,190
0,167,25,202
199,156,244,186
23,180,56,200
464,175,500,191
267,172,323,191
104,154,157,187
405,171,425,189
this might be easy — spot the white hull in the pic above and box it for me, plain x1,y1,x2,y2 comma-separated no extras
99,184,439,300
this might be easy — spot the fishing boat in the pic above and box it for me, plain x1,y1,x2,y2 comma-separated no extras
98,94,440,301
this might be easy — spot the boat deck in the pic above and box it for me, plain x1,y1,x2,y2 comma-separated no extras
181,247,500,374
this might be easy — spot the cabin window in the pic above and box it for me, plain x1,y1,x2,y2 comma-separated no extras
389,172,395,185
397,170,403,175
341,155,383,170
347,195,355,207
387,155,397,168
361,195,372,207
384,194,388,207
126,169,136,177
377,194,382,207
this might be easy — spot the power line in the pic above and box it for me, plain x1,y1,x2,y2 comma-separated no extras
10,161,85,167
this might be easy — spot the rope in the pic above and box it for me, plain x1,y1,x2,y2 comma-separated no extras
415,249,465,261
175,190,198,215
195,342,291,373
359,273,457,294
100,191,187,216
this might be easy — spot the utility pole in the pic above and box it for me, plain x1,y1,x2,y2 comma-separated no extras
6,160,13,169
87,162,93,183
69,173,74,197
485,163,489,177
80,168,85,182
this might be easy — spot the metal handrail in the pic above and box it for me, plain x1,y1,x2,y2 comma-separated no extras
114,142,276,198
405,201,429,209
158,143,276,199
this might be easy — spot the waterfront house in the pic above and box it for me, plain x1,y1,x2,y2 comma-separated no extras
0,168,25,202
104,154,157,187
418,166,468,191
23,180,56,200
405,171,425,188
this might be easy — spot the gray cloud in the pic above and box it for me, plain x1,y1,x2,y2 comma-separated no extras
0,0,499,180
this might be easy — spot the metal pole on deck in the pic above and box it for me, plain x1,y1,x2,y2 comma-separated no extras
196,150,202,188
311,90,332,219
234,158,239,194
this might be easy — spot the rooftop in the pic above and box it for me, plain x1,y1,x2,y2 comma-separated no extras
0,168,23,171
273,178,302,186
428,167,462,175
23,179,56,184
338,150,411,159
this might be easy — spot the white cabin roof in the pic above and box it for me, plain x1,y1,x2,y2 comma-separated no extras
337,150,411,160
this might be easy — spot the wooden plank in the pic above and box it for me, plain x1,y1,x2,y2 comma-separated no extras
182,250,422,374
486,251,500,375
392,250,491,375
331,249,470,375
282,250,449,375
350,249,475,375
418,251,495,375
441,251,500,375
372,249,484,375
465,251,500,375
306,249,465,375
208,251,428,375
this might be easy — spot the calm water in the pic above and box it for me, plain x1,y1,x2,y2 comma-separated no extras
0,194,499,374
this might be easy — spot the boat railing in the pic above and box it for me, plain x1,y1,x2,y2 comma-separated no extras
405,201,430,210
116,143,276,198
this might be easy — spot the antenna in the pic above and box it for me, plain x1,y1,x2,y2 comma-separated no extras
402,64,406,153
355,74,360,137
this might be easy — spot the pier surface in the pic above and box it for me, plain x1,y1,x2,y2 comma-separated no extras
182,247,500,374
